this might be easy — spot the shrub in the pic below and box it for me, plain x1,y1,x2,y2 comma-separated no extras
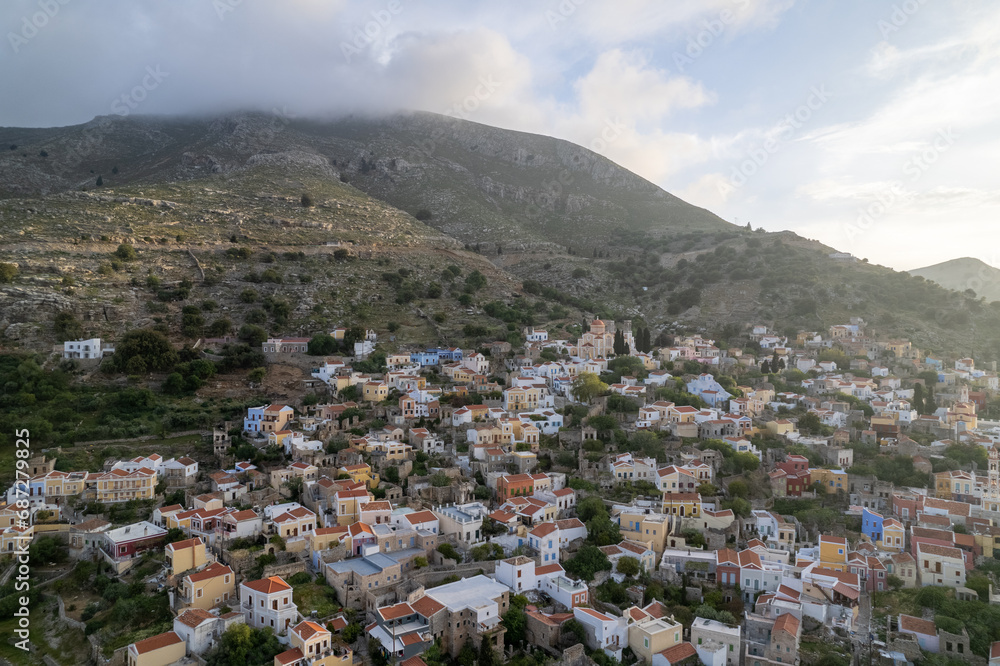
0,262,18,283
437,543,460,561
115,244,137,261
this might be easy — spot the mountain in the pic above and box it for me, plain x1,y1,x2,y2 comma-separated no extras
909,258,1000,303
2,112,1000,361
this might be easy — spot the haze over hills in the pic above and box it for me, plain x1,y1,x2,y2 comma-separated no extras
909,257,1000,304
2,111,1000,361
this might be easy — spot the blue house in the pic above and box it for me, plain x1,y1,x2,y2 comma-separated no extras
410,351,439,367
429,347,463,362
861,507,885,543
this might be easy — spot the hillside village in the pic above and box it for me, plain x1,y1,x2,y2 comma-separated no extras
10,316,1000,666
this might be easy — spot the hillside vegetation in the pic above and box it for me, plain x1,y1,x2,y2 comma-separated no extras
2,112,1000,360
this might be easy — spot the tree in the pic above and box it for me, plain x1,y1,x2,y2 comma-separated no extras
464,270,487,292
912,382,925,414
205,624,282,666
571,372,608,403
613,330,626,356
437,543,460,561
577,496,606,522
53,310,83,341
307,334,338,356
0,262,18,283
479,636,497,666
925,386,938,413
564,544,611,581
502,595,529,647
415,208,432,221
616,555,640,577
29,535,68,565
300,193,314,207
96,175,103,187
112,328,178,373
115,243,137,261
797,412,822,435
728,479,749,498
239,324,268,348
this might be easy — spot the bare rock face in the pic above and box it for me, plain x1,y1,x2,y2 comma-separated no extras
181,152,223,173
244,150,336,176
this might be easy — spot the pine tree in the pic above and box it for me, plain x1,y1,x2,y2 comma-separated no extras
613,330,625,356
926,386,938,413
913,383,925,414
761,359,771,374
95,175,103,187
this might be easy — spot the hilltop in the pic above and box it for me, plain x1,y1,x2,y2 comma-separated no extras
909,257,1000,303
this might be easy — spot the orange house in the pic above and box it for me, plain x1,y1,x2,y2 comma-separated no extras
497,474,535,501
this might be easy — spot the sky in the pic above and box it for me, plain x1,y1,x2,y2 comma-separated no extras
2,0,998,271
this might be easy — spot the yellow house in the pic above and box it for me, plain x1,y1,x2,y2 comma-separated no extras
167,509,199,531
884,340,912,358
504,386,541,412
275,621,353,666
628,612,683,663
660,492,701,519
451,367,475,384
879,518,906,553
766,420,795,436
305,526,350,553
273,507,317,539
268,430,294,448
165,537,207,575
818,534,849,571
127,631,185,666
362,382,389,402
1,524,33,556
339,464,379,488
88,468,156,503
334,489,373,526
179,561,235,610
946,402,977,430
41,471,88,504
811,468,848,494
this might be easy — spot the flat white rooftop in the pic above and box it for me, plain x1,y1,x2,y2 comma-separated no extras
425,574,507,611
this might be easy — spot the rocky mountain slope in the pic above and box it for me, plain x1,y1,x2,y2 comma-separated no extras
2,112,1000,361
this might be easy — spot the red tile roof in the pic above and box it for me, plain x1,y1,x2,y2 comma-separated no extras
656,642,697,664
131,631,183,655
186,562,233,583
899,614,936,636
411,595,446,618
242,575,291,594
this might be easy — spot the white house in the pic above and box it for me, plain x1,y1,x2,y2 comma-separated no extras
240,575,298,633
162,457,199,483
63,338,113,359
686,374,732,407
690,617,741,666
574,607,629,660
495,555,537,593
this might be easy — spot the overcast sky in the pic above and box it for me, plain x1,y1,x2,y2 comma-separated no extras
3,0,997,271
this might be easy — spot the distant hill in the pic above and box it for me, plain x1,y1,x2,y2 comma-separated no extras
909,258,1000,303
2,112,1000,361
